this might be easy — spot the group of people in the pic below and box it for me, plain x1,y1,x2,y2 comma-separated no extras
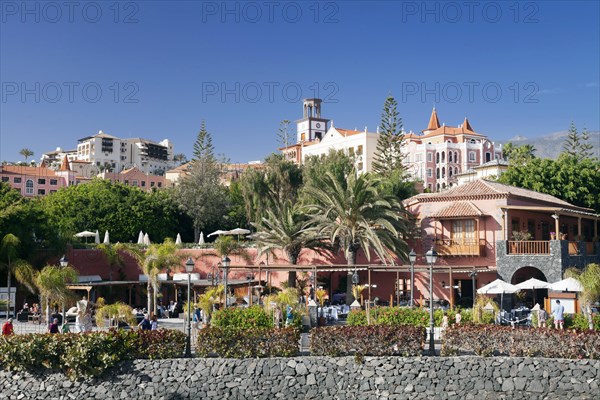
535,299,565,329
441,310,462,329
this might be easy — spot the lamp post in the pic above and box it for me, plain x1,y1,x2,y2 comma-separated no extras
184,257,194,358
468,271,478,308
222,256,231,308
425,247,438,356
408,249,416,306
59,255,68,327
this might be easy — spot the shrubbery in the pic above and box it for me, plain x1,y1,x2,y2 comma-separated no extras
196,327,299,358
442,324,600,359
212,305,273,329
346,306,475,327
310,325,424,357
0,329,185,379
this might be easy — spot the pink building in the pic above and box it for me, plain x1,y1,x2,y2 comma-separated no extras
99,167,166,191
0,156,82,196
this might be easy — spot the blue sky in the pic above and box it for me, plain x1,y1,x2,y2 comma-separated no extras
1,0,599,163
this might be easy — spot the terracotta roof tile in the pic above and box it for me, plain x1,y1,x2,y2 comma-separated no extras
427,108,441,131
431,201,486,219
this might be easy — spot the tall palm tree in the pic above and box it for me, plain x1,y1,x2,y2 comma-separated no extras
35,264,78,324
0,234,34,318
19,148,34,162
118,239,183,315
565,263,600,330
304,171,410,304
252,201,329,287
97,243,125,301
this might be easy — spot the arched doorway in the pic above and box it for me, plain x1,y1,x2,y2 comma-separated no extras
511,266,548,308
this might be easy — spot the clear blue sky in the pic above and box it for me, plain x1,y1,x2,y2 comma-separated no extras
1,0,599,163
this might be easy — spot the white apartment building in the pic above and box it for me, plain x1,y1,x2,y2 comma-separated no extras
281,100,504,192
75,131,174,175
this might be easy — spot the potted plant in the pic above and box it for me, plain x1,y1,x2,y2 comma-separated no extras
550,232,556,240
511,230,532,252
315,288,327,325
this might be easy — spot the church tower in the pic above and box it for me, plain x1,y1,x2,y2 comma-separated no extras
296,98,330,143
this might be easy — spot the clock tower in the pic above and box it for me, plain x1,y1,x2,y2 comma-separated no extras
296,98,330,143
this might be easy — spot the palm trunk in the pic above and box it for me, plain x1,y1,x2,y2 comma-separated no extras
6,269,11,318
153,286,158,317
147,282,152,315
346,249,358,305
287,251,299,288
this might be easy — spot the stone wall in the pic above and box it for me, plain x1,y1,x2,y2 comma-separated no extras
1,356,598,400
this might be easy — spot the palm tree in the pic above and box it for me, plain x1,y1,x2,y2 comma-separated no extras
19,148,34,162
252,201,329,287
0,234,34,318
118,239,183,316
97,243,125,302
565,263,600,330
304,171,410,304
35,264,78,324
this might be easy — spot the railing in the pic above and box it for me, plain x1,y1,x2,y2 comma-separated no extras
507,241,550,255
435,239,486,256
568,241,579,255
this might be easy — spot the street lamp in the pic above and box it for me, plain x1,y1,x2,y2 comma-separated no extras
184,257,194,358
59,255,68,326
468,271,478,308
59,255,68,268
408,249,416,306
425,247,438,356
222,256,231,308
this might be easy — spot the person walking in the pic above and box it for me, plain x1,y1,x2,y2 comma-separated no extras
441,313,449,330
455,310,462,325
552,299,565,330
150,315,158,330
48,318,59,334
2,318,14,335
138,314,151,330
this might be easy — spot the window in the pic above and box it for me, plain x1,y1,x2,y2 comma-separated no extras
436,153,440,163
25,179,33,195
38,178,46,185
415,153,422,162
452,220,475,244
442,167,445,178
50,190,57,194
357,145,363,155
150,182,155,187
14,177,21,183
1,177,8,183
427,153,433,162
348,147,355,155
485,152,491,162
427,169,432,178
454,151,458,162
132,180,138,187
157,182,162,187
141,181,146,187
357,162,364,171
449,152,453,163
301,133,306,141
442,152,445,163
436,168,440,179
50,179,58,185
469,152,475,162
37,189,46,195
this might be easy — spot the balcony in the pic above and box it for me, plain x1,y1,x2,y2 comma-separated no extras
435,239,486,256
507,241,550,255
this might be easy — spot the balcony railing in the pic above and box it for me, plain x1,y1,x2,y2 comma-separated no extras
435,239,486,256
507,241,549,255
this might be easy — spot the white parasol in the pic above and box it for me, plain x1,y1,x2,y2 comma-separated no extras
549,277,583,292
94,230,100,244
198,232,205,245
137,231,144,245
103,230,110,245
175,233,182,245
207,230,229,237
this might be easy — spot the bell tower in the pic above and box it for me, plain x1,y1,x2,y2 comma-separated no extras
296,98,330,143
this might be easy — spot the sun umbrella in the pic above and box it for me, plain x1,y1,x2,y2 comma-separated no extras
549,277,583,292
198,232,205,245
175,233,182,245
143,233,151,246
228,228,251,235
74,230,96,244
477,279,521,310
515,278,550,305
94,230,100,244
208,230,229,237
103,230,110,245
137,231,144,245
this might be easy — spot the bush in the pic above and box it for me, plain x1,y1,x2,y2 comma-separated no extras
212,306,273,329
196,327,299,358
346,309,368,326
310,325,424,357
442,324,600,359
346,306,477,328
0,329,185,379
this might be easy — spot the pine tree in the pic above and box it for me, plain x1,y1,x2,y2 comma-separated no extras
276,120,292,149
580,128,594,159
562,122,581,158
192,120,215,163
372,95,405,175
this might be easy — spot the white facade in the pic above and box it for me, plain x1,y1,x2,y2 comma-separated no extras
76,131,174,175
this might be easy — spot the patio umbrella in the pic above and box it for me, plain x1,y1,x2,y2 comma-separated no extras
143,233,151,246
94,230,100,244
228,228,251,235
74,230,96,243
198,232,205,245
549,277,583,292
477,279,521,310
515,278,550,305
175,233,182,245
103,230,110,245
137,231,144,245
208,230,230,237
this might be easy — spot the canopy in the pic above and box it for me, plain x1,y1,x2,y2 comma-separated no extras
477,279,521,295
103,230,110,245
175,233,182,245
137,231,144,245
549,277,583,292
515,278,550,290
74,231,96,238
207,230,229,237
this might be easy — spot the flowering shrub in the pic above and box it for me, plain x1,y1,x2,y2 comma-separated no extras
196,327,299,358
310,326,424,357
0,329,185,379
212,306,273,329
442,325,600,359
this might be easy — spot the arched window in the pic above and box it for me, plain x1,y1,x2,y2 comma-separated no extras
449,168,453,177
442,167,445,178
449,152,453,163
454,151,458,162
436,183,440,191
436,168,440,179
436,152,440,163
25,179,33,195
442,152,445,163
442,183,446,189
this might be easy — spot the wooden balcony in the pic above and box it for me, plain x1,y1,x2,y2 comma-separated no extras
435,239,486,257
507,241,549,255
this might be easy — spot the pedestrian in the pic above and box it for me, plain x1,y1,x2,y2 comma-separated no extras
441,313,449,329
537,308,547,328
138,314,151,330
552,299,565,330
48,318,59,334
2,318,14,336
150,315,158,330
61,322,71,333
455,310,462,325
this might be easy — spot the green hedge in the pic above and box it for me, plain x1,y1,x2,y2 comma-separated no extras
310,325,424,357
211,305,273,329
442,324,600,359
0,329,185,379
196,327,300,358
532,313,600,331
347,306,475,327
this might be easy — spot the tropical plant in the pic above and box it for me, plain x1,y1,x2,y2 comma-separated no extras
197,285,224,324
565,263,600,330
512,230,532,241
304,171,410,303
19,148,34,162
95,302,137,328
34,264,78,324
315,288,327,307
0,234,34,318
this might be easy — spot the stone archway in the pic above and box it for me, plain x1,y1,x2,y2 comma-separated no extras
511,266,548,308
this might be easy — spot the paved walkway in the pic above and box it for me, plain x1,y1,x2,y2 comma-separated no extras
11,317,189,335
